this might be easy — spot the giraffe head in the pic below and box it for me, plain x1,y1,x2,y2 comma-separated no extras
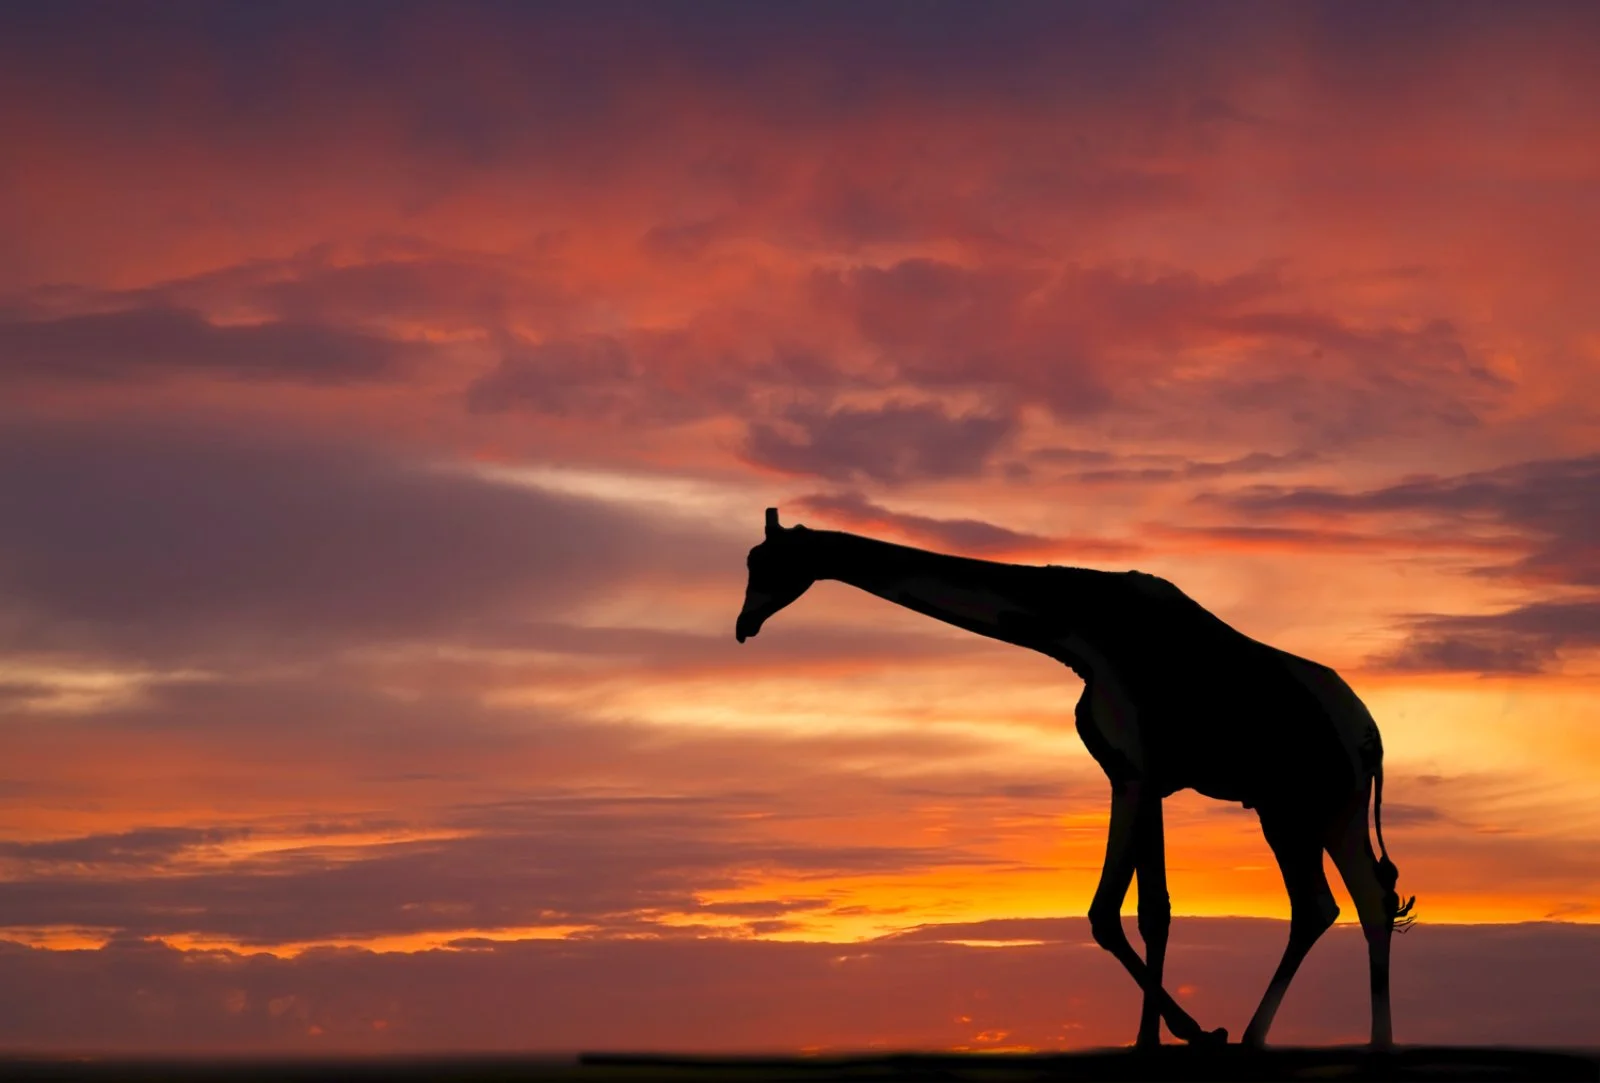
735,507,816,643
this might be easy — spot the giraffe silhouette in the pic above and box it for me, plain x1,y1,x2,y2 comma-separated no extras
735,509,1414,1050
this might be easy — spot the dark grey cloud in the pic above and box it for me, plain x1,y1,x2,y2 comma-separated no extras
465,334,711,423
247,257,532,331
1365,801,1443,828
28,246,561,341
0,791,989,946
1,920,1596,1053
695,898,831,919
795,492,1055,555
0,419,731,664
1224,454,1600,588
828,259,1279,387
1028,447,1116,466
1211,454,1600,672
463,258,1284,437
790,492,1138,563
0,667,1073,948
1191,328,1503,446
7,2,1590,132
0,826,250,869
1213,312,1499,393
818,259,1111,416
640,218,728,260
1174,311,1498,449
1375,600,1600,675
1150,521,1507,556
1070,449,1320,485
0,5,1239,145
466,335,632,416
485,618,979,673
743,402,1016,484
820,258,1503,445
0,307,421,385
462,325,785,425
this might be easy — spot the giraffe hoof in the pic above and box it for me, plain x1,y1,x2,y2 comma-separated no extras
1187,1027,1228,1047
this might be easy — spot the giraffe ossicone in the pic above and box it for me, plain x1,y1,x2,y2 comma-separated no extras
736,508,1414,1050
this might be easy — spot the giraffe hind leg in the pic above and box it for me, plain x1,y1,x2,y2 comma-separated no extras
1326,786,1396,1049
1242,810,1339,1048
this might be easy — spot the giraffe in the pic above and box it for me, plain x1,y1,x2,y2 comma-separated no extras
735,509,1414,1049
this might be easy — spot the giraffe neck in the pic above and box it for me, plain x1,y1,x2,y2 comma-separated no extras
794,528,1071,653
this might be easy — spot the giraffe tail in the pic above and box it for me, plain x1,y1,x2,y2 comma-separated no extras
1373,756,1417,932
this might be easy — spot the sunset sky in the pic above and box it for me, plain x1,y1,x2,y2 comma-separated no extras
1,0,1598,1054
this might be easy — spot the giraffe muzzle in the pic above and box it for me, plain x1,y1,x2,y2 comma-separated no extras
735,591,779,643
734,609,765,643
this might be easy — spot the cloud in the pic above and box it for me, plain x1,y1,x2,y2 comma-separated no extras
795,492,1053,556
817,259,1112,416
0,306,421,385
793,491,1138,561
0,787,991,946
465,334,714,424
640,218,728,260
0,418,730,664
1,920,1596,1053
818,258,1507,446
1148,523,1522,557
1208,455,1600,672
19,245,562,342
1143,311,1508,448
484,618,981,677
0,662,1081,949
1212,312,1504,403
0,826,250,869
743,402,1017,483
1374,600,1600,675
245,255,536,332
1069,450,1321,485
1227,455,1600,589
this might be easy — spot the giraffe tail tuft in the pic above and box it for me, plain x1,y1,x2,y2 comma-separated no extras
1373,756,1418,933
1377,855,1418,932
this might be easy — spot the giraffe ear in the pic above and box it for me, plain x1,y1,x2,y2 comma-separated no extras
765,507,782,538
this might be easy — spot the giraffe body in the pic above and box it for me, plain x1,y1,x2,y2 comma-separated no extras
922,563,1367,815
736,512,1413,1049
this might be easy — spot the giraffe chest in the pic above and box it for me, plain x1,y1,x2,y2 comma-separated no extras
1081,680,1145,772
1062,638,1146,780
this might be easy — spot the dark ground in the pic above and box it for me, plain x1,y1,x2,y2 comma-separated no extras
2,1048,1597,1083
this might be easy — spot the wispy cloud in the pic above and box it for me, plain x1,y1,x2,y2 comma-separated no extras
1210,455,1600,672
794,491,1136,560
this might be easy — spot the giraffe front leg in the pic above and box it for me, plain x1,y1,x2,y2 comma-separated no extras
1134,794,1170,1049
1088,783,1226,1048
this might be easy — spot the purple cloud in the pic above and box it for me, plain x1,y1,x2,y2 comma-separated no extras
0,307,421,384
744,402,1016,483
